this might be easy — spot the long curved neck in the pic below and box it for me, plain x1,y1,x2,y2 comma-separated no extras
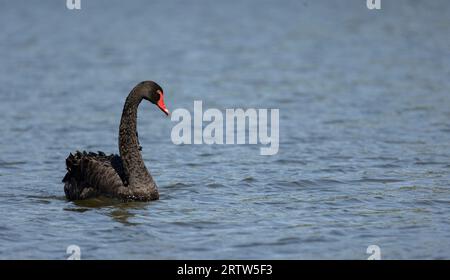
118,90,155,188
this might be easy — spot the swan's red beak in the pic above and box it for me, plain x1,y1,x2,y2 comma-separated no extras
157,92,170,116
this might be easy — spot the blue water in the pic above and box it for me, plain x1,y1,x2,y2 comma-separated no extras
0,0,450,259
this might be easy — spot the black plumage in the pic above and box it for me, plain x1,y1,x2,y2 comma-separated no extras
62,81,168,201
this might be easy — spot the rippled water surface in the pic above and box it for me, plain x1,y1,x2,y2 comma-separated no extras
1,0,450,259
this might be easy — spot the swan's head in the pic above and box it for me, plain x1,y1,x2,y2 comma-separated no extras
137,81,170,116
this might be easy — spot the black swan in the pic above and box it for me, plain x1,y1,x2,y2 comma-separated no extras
62,81,169,201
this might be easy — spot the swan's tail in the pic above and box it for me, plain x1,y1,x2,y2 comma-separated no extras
62,151,126,200
63,151,105,182
62,151,106,199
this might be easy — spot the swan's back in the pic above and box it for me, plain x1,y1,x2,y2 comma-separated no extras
63,151,127,200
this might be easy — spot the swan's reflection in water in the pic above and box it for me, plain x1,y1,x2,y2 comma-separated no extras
65,197,148,226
